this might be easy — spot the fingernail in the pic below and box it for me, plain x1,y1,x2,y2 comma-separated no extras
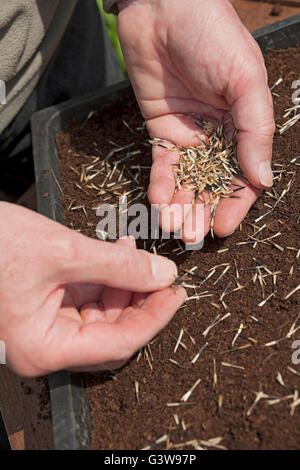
119,235,136,247
185,241,204,251
259,161,273,187
150,255,178,283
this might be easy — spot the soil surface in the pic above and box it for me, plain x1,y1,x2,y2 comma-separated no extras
56,46,300,450
232,0,300,32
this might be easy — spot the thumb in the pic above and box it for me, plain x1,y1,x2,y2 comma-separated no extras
51,231,178,292
230,70,275,190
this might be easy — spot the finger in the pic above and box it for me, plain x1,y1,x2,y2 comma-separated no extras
213,179,260,238
149,143,195,232
80,292,150,328
181,200,211,244
230,72,275,190
69,236,137,315
60,290,83,322
100,237,136,320
53,286,187,370
148,110,222,208
116,236,137,248
69,359,127,373
81,236,136,323
117,286,187,337
52,230,177,292
159,187,194,232
80,302,105,323
132,292,149,308
64,283,104,309
148,142,178,207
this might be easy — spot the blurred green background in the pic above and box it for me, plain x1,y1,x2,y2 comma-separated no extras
97,0,127,74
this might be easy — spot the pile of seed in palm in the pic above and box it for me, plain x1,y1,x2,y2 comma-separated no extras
151,118,245,231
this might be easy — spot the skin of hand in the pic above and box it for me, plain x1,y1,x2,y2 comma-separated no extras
117,0,275,243
0,202,185,377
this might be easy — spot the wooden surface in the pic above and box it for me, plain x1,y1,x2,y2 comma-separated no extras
17,184,37,212
0,367,53,450
0,1,299,451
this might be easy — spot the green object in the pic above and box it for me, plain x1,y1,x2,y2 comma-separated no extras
97,0,127,74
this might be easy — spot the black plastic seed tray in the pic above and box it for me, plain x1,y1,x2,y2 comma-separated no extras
31,15,300,450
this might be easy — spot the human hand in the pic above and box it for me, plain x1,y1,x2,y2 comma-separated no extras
117,0,275,243
0,203,185,377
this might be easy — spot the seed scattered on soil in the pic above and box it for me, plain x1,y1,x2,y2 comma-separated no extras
57,46,300,450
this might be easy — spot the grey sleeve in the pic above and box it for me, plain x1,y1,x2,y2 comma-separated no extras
103,0,119,14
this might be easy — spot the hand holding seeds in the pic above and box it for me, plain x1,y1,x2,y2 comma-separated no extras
0,203,185,377
118,0,275,241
